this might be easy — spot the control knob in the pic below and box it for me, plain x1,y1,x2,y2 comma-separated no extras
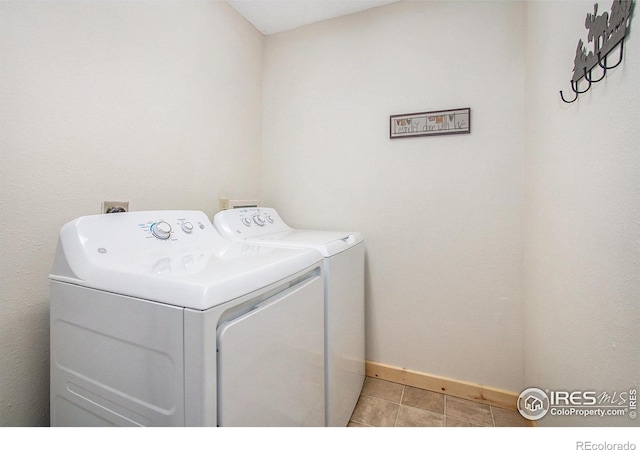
181,221,194,234
253,213,266,226
151,221,172,240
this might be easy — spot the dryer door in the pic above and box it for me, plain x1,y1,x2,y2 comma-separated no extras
216,275,324,426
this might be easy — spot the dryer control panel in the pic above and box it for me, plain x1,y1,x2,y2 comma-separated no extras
214,207,292,240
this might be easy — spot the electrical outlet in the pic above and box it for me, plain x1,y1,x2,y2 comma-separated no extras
219,198,260,210
102,201,129,214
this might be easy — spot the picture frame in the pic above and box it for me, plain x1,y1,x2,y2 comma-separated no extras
390,107,471,139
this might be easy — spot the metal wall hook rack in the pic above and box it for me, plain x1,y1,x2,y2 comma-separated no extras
559,0,634,104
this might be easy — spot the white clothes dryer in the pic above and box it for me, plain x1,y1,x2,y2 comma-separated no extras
214,207,365,427
49,210,325,427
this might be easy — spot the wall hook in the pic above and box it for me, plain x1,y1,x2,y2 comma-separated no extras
598,38,625,69
559,89,579,103
585,59,607,82
572,69,593,93
559,0,634,104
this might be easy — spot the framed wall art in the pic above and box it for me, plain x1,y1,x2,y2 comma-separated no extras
390,107,471,139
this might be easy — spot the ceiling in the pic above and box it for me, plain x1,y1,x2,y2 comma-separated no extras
226,0,401,35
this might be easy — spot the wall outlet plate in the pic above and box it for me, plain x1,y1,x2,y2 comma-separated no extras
219,198,260,210
102,201,129,214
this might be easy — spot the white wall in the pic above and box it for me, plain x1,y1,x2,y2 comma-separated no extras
2,0,637,428
263,1,526,392
524,1,640,426
0,0,263,426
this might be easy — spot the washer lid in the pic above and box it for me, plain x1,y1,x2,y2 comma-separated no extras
50,211,322,310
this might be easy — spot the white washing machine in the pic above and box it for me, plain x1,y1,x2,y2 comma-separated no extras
49,210,325,427
214,207,365,427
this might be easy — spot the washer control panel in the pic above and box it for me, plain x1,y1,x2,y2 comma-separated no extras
139,216,206,241
214,207,292,240
241,211,275,228
54,211,223,281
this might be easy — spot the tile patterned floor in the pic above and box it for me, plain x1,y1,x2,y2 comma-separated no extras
348,377,534,427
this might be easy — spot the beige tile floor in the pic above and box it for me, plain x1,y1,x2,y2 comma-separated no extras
348,377,534,427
